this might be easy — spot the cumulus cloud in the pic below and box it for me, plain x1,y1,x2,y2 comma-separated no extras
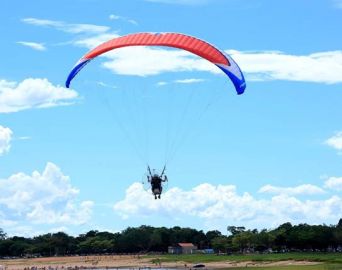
74,33,342,84
0,126,12,155
100,47,216,76
229,50,342,84
102,48,342,83
325,177,342,191
325,132,342,150
17,41,46,51
0,163,93,225
0,78,78,113
22,18,109,34
258,184,325,195
113,182,342,228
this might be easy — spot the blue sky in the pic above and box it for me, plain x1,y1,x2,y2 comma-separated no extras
0,0,342,236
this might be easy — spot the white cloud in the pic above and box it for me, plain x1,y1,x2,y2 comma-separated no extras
109,14,138,25
17,41,46,51
100,47,216,76
18,136,31,140
157,78,205,86
0,210,17,227
258,184,325,195
0,162,93,226
74,33,342,84
101,48,342,83
48,226,68,233
73,33,120,49
96,81,117,89
109,14,121,20
157,81,168,86
0,78,78,113
325,177,342,191
22,18,109,34
230,50,342,84
3,225,50,237
113,182,342,228
325,132,342,150
174,78,205,84
0,126,12,155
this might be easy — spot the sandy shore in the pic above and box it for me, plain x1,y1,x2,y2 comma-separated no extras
0,255,320,270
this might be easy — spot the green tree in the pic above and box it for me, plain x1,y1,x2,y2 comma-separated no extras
231,231,254,252
206,230,222,247
254,229,275,252
211,236,229,253
50,232,74,255
227,226,245,236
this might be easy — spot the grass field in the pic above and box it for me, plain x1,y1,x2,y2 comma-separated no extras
150,253,342,264
148,253,342,269
224,266,342,270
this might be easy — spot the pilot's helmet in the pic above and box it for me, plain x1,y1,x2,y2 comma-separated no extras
152,169,159,177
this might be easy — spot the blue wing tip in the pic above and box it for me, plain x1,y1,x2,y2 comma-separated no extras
216,64,246,95
237,82,246,95
65,59,90,89
65,78,71,88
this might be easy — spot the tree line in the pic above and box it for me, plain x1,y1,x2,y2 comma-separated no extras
0,219,342,257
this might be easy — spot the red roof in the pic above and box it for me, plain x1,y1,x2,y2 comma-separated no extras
178,243,196,247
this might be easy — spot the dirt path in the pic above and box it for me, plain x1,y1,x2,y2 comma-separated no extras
0,255,320,270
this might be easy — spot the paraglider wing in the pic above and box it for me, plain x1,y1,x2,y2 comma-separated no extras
66,32,246,94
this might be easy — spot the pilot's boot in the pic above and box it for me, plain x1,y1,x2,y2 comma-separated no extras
155,195,157,199
158,195,161,199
